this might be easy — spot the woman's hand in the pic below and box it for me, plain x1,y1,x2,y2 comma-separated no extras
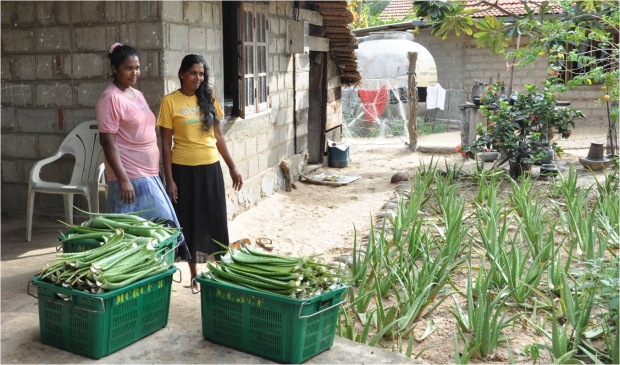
230,167,243,191
119,179,135,205
166,180,179,204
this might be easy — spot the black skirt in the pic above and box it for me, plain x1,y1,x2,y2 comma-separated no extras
171,162,229,263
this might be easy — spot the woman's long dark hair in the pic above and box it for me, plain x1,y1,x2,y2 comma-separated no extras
108,44,140,79
178,54,218,131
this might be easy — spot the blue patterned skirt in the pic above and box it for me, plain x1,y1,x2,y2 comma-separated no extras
106,175,189,258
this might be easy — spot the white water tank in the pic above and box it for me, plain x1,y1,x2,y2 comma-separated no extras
356,31,438,91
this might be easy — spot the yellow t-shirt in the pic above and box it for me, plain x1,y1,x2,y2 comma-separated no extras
156,90,225,166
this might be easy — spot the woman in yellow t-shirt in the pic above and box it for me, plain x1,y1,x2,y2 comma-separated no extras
157,54,242,291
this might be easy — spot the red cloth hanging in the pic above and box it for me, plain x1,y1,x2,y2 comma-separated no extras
357,85,389,122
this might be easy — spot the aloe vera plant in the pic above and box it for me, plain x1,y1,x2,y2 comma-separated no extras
448,260,522,359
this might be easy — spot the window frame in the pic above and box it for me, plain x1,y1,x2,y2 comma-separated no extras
229,2,269,119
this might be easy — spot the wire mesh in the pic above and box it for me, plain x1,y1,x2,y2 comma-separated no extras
342,78,465,141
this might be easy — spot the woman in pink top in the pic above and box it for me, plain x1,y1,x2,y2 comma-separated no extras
96,43,184,249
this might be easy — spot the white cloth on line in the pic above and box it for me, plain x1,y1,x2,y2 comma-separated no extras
427,83,446,110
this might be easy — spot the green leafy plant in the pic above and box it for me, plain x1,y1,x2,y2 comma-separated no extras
470,82,584,178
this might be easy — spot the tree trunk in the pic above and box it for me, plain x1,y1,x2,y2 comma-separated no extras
407,52,419,151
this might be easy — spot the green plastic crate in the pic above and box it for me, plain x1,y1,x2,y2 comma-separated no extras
197,276,347,364
58,230,180,265
29,267,176,360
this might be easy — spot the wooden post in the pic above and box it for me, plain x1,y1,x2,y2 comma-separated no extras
407,52,419,151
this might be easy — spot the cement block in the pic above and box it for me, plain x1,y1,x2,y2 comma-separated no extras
72,54,105,79
245,135,258,156
189,27,206,50
247,155,259,178
37,134,66,158
139,1,159,21
1,29,34,52
36,2,57,25
142,51,161,78
295,90,309,110
285,140,294,157
118,23,138,46
167,23,188,51
36,83,73,107
295,54,310,72
35,27,71,52
18,109,58,133
138,22,164,50
62,109,97,130
1,2,15,25
161,50,184,78
268,147,278,166
74,26,107,51
1,58,12,80
212,3,221,28
1,134,37,159
278,125,288,144
35,55,55,80
15,2,35,25
235,158,249,180
277,143,287,163
56,2,71,24
1,83,33,106
211,55,223,79
183,2,201,23
1,184,27,214
201,2,213,24
117,2,136,22
231,139,246,161
79,2,104,23
161,1,183,22
286,122,295,140
7,55,37,81
1,160,20,183
76,82,107,107
104,1,118,22
138,79,165,106
269,92,280,110
1,107,17,132
258,150,269,172
257,132,269,153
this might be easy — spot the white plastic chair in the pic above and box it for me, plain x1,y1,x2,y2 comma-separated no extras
26,120,107,241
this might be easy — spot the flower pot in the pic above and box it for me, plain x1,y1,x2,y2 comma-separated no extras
478,151,499,162
535,148,554,165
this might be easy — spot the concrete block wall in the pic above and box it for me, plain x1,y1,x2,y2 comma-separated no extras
1,1,312,221
1,1,166,217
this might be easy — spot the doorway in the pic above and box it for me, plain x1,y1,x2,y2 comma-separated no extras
307,51,326,164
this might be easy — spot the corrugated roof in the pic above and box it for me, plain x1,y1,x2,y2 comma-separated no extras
378,0,561,20
378,0,414,21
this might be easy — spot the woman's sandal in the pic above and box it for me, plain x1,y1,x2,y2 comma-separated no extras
230,238,251,250
255,237,274,251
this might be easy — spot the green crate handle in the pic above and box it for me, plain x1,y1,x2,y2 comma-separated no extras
27,280,107,314
172,267,182,283
298,292,348,319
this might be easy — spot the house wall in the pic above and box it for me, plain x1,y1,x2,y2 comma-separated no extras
0,1,315,221
1,1,166,216
413,28,608,138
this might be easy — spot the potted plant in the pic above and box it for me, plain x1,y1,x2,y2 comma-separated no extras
464,81,584,178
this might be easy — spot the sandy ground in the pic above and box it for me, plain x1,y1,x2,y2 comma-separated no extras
225,137,463,265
